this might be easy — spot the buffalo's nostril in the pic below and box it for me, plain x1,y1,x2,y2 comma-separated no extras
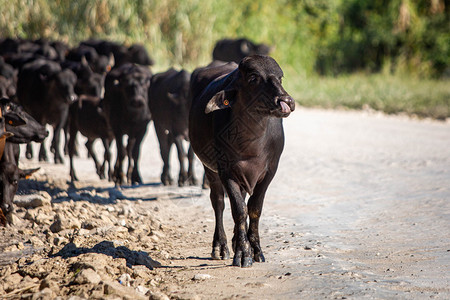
131,99,145,108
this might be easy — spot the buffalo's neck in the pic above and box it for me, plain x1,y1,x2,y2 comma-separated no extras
214,107,282,163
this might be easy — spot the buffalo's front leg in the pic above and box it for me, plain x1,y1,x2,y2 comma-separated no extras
38,142,48,162
130,128,147,185
126,136,136,184
205,169,230,260
113,134,126,185
223,178,252,267
26,143,33,159
247,173,274,263
52,111,68,164
102,138,113,181
68,130,78,181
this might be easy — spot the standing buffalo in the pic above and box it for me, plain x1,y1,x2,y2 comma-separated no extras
212,38,272,63
81,40,154,67
17,59,77,163
0,98,43,224
149,68,197,186
103,63,152,185
68,95,114,182
189,55,295,267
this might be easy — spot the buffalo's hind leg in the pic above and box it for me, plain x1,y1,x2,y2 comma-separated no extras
187,145,198,186
86,139,104,179
205,168,230,260
154,125,173,185
174,136,188,186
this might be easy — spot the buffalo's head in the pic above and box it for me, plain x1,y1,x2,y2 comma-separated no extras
205,55,294,118
113,65,151,111
45,69,78,104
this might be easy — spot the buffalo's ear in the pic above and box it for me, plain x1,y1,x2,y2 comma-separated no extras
205,89,237,114
0,131,14,139
19,167,40,179
0,97,9,106
240,41,250,55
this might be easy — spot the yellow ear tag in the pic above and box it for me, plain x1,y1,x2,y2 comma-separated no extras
25,175,32,179
223,100,229,106
8,120,13,125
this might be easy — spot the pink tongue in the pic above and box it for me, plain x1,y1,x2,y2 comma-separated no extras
280,101,290,113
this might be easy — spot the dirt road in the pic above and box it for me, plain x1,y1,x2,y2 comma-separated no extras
1,108,449,299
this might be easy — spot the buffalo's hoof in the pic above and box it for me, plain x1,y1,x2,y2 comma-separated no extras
161,176,173,186
189,176,198,186
254,251,265,262
131,176,143,185
212,245,230,260
232,256,253,268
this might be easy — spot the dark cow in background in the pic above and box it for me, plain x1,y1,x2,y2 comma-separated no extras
81,40,154,67
17,59,77,163
65,45,113,75
68,95,114,182
103,63,152,185
0,57,17,99
149,68,197,186
212,38,272,63
62,57,104,98
189,55,295,267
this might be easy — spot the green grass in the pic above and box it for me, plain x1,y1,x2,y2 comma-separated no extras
284,71,450,120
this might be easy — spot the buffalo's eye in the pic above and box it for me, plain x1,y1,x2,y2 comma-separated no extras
248,74,260,85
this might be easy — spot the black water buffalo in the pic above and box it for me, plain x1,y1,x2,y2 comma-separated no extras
0,76,15,99
0,59,17,99
212,38,271,63
127,44,154,66
0,99,42,222
68,95,114,182
62,58,104,98
189,55,295,267
17,59,77,163
80,40,153,67
103,63,152,185
149,68,196,186
65,45,112,74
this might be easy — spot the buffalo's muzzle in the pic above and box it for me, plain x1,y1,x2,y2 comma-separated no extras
277,96,294,114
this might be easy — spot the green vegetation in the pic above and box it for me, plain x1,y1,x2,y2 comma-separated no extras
285,73,450,120
0,0,449,119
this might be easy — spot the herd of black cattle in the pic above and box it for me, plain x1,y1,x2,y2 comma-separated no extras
0,36,295,268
